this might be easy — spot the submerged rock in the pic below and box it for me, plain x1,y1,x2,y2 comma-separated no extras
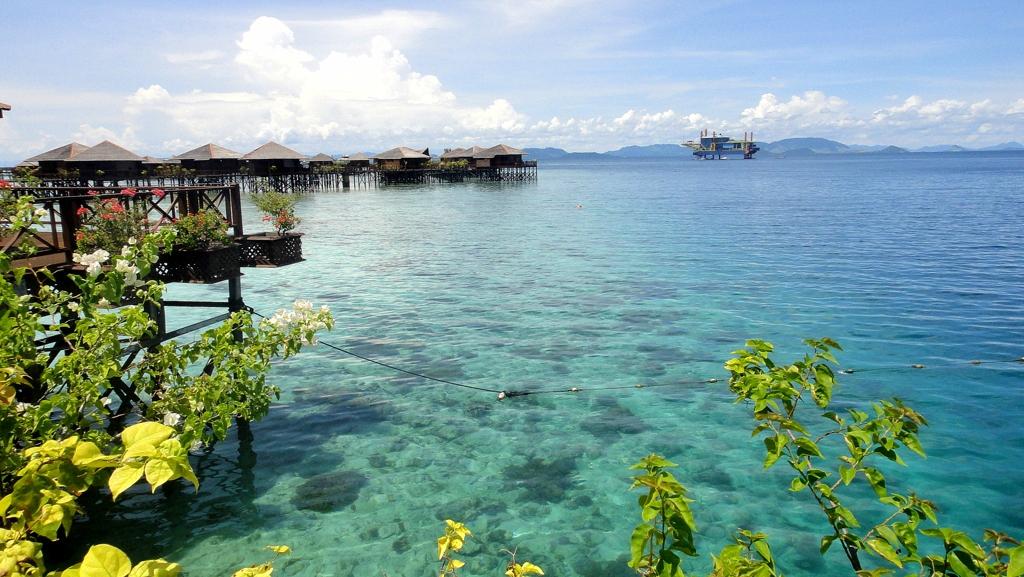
291,470,368,513
502,455,579,503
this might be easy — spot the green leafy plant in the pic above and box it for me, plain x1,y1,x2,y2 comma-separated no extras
725,338,1024,576
249,189,300,236
169,209,231,251
0,197,333,575
628,454,697,577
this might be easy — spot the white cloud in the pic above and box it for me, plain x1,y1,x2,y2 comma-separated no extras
114,17,531,153
741,91,851,125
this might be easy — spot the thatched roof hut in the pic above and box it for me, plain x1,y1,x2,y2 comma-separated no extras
441,146,487,166
21,142,90,178
243,141,307,175
345,152,372,168
64,140,145,181
307,153,335,165
172,143,243,174
473,144,526,168
0,102,10,118
373,147,430,170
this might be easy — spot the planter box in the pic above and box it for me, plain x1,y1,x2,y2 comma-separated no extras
239,232,303,268
151,244,240,284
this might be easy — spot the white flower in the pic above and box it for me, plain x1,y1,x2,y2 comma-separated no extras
163,412,182,427
97,298,111,308
34,208,47,218
101,397,112,407
114,258,141,286
128,237,137,245
74,249,110,277
67,302,80,312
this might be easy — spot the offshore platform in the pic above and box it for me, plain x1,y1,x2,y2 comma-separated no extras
683,130,759,159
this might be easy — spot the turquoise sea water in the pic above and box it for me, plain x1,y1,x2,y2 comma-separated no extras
83,154,1022,576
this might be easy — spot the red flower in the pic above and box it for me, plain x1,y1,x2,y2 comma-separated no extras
87,190,100,196
0,179,10,189
76,206,89,217
121,187,137,197
151,188,166,200
75,231,85,241
101,213,116,221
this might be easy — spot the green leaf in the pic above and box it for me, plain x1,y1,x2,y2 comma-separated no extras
81,544,132,577
867,538,902,568
949,531,985,559
839,465,856,485
109,462,145,501
121,422,174,450
629,525,653,568
820,534,837,554
753,539,773,563
947,550,975,577
794,437,823,458
1007,545,1024,577
863,467,887,498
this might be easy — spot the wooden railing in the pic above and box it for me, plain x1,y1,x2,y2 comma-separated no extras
2,184,243,266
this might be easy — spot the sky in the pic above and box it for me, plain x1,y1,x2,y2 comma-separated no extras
1,0,1023,161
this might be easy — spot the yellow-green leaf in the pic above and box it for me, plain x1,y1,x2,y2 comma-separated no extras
1007,545,1024,577
520,562,544,575
449,559,465,569
145,459,176,490
232,563,273,577
80,544,132,577
59,564,82,577
109,462,145,500
128,559,181,577
73,442,116,468
123,443,159,459
121,423,173,450
265,546,291,555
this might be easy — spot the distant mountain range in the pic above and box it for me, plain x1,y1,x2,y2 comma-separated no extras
524,138,1024,160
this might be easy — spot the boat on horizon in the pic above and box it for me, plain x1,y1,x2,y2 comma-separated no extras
683,130,759,159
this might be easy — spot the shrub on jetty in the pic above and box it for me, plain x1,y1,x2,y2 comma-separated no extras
74,190,150,254
0,196,333,575
167,208,232,250
250,188,300,236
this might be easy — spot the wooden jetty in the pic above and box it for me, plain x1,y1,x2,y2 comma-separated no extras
4,141,538,193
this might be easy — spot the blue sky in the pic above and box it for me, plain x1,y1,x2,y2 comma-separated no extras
1,0,1023,161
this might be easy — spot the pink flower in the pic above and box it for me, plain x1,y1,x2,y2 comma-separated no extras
151,188,166,199
0,179,10,189
120,187,137,197
262,215,271,222
76,206,89,217
87,189,100,196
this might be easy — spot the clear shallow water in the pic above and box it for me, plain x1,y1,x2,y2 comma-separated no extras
81,154,1022,576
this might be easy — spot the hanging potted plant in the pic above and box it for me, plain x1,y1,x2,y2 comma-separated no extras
239,189,303,267
152,209,240,283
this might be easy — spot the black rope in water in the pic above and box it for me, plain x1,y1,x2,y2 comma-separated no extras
248,309,1021,401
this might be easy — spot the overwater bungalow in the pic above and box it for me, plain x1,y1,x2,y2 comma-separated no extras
172,143,243,175
440,146,486,166
373,147,430,170
0,102,10,118
64,140,144,182
307,153,335,169
473,144,526,168
243,141,307,176
345,152,373,169
22,142,90,178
